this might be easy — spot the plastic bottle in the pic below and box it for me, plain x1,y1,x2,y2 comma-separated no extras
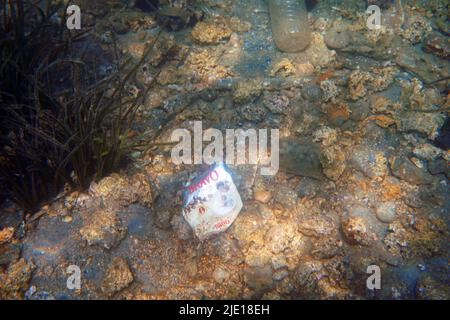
268,0,311,52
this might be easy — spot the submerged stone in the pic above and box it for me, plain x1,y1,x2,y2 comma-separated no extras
389,157,434,185
101,257,134,297
376,202,397,223
279,139,326,180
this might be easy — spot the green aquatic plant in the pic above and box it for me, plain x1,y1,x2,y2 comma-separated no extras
0,0,159,213
0,0,69,211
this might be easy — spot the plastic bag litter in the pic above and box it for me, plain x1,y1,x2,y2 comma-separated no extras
182,163,243,240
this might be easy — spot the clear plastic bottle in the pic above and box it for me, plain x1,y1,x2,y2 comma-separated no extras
268,0,311,52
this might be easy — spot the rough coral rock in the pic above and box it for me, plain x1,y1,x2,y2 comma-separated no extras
101,257,134,297
80,209,127,250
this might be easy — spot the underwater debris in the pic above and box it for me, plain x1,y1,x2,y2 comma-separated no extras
182,163,243,241
268,0,311,52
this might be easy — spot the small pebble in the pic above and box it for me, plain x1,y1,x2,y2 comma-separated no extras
254,190,272,204
417,264,426,271
213,267,230,283
273,269,289,281
376,202,397,223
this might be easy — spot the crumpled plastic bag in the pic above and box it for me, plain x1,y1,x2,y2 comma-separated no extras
182,163,243,240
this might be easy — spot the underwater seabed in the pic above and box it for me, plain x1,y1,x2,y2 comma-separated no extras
0,0,449,300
